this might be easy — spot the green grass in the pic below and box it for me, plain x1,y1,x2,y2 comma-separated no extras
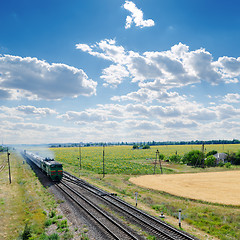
0,153,57,239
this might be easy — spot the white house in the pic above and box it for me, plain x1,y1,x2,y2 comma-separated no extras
213,152,228,164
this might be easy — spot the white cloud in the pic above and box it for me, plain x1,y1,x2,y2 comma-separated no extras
16,105,57,116
76,39,126,64
0,55,97,100
223,93,240,103
123,1,155,29
58,110,106,123
101,64,129,87
165,120,198,129
216,56,240,78
77,41,240,94
213,104,240,119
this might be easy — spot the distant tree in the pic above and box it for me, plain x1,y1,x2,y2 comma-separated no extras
232,150,240,165
182,150,204,166
142,145,150,149
205,155,216,167
169,154,181,163
132,144,139,149
206,150,217,157
226,152,236,164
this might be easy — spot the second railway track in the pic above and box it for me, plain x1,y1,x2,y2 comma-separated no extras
57,179,144,240
62,171,199,240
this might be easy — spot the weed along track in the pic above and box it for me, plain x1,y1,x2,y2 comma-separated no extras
62,171,199,240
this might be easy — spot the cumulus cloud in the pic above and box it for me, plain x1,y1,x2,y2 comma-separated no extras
58,110,106,123
165,120,198,129
76,40,240,95
213,104,240,119
216,56,240,78
223,93,240,103
0,105,57,122
0,55,97,100
101,64,129,88
16,105,57,116
123,1,155,29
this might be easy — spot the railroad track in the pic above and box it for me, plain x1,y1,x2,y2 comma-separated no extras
57,179,144,240
62,171,199,240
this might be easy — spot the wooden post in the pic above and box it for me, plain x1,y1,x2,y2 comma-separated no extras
103,144,105,178
7,148,11,184
157,150,163,174
154,152,157,174
178,209,182,228
79,143,82,170
135,192,138,207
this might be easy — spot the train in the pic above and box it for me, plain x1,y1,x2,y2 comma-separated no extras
23,150,63,181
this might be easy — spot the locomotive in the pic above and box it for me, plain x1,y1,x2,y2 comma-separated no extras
23,150,63,181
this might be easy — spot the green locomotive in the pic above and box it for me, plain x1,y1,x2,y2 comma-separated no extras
24,150,63,181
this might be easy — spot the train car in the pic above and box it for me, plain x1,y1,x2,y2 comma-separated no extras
41,158,63,181
23,150,63,181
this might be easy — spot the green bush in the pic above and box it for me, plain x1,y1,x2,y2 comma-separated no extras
44,219,52,227
225,162,231,168
169,154,181,163
218,161,224,167
206,150,217,157
49,210,56,218
204,155,216,167
182,150,204,166
57,219,68,230
21,224,32,240
48,233,60,240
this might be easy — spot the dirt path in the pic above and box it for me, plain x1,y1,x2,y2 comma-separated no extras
130,171,240,205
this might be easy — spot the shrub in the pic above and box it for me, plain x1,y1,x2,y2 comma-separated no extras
205,155,216,167
225,162,231,168
48,233,60,240
182,150,204,166
132,144,139,149
142,145,150,149
206,150,217,157
49,210,56,218
21,224,32,240
44,219,52,227
218,161,224,167
169,154,181,163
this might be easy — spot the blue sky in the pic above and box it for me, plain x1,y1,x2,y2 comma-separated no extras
1,0,240,144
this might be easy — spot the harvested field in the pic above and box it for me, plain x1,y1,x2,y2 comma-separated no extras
130,171,240,205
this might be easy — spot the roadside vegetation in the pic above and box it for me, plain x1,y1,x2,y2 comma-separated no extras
0,152,75,240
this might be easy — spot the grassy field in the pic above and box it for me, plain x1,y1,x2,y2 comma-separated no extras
48,144,240,176
47,144,240,240
0,152,50,239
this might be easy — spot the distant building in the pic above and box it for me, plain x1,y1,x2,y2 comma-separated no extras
213,153,228,164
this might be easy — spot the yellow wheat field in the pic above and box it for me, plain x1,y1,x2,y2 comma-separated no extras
130,171,240,205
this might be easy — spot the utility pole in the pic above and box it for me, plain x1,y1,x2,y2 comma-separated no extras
157,150,163,174
78,143,82,176
201,142,205,168
103,144,105,178
7,148,11,184
79,143,82,170
154,150,163,174
154,151,157,174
